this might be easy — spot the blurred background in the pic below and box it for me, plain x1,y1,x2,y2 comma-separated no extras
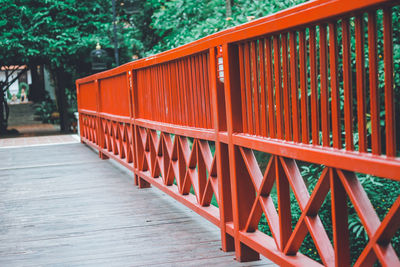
0,0,305,138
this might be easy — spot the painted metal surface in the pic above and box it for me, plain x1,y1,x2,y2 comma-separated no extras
76,0,400,266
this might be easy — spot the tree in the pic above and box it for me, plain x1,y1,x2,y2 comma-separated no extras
0,0,141,133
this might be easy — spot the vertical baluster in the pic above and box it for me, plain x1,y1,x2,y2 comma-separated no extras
203,53,212,129
197,55,207,128
159,65,166,123
162,65,168,123
148,68,154,121
299,30,309,144
151,67,156,121
148,69,152,120
198,55,207,128
142,70,147,120
368,11,381,155
274,35,284,139
187,58,196,127
143,69,147,119
239,44,248,133
157,67,162,122
251,41,260,135
154,66,161,122
138,71,143,118
266,37,276,138
290,31,300,142
154,67,160,122
143,69,148,119
203,54,210,129
383,7,395,157
173,62,179,125
342,18,354,151
203,55,209,129
309,26,319,145
181,60,189,126
282,33,291,141
179,60,186,126
166,64,173,124
148,67,155,120
192,56,202,128
192,56,199,127
195,55,202,128
329,22,341,149
244,42,254,134
175,61,180,125
185,59,192,126
138,70,144,119
355,15,367,153
174,61,183,126
259,39,268,137
145,69,150,120
157,66,166,121
151,68,156,121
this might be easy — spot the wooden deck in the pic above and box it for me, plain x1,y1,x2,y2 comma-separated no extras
0,141,276,266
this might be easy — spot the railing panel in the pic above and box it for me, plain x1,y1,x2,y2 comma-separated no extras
77,81,97,111
99,73,130,117
135,52,213,129
235,7,398,159
76,1,400,266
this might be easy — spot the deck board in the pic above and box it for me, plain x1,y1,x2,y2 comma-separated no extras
0,143,276,266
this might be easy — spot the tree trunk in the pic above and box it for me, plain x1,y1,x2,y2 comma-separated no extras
53,69,69,132
0,85,6,133
28,64,46,102
225,0,233,17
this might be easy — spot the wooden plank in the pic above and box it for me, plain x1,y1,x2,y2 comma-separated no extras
0,143,276,267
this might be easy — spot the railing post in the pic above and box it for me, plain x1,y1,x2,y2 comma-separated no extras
126,70,138,185
131,69,150,188
95,79,108,160
222,43,260,262
75,81,84,143
209,47,234,252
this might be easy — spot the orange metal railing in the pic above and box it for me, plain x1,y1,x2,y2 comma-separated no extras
76,0,400,266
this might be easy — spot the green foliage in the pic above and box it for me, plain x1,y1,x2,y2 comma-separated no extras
0,0,145,92
146,0,306,55
34,96,58,124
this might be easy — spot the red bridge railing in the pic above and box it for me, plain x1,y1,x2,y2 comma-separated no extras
76,0,400,266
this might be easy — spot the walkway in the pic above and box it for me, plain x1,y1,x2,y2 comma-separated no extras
5,102,60,137
0,137,275,266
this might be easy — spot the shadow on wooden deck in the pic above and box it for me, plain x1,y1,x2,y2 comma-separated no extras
0,142,276,266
